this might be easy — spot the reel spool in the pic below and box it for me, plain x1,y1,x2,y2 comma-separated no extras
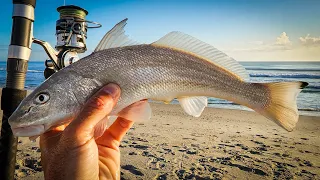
56,5,89,53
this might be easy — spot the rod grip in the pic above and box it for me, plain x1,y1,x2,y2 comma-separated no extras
0,88,27,180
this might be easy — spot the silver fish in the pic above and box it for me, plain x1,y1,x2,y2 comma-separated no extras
9,19,307,136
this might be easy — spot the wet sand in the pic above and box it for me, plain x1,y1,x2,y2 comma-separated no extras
1,103,319,179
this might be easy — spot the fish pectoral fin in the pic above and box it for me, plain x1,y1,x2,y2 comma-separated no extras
118,100,152,122
178,96,207,117
94,18,140,52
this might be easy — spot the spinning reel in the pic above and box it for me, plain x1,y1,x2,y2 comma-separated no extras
34,5,101,78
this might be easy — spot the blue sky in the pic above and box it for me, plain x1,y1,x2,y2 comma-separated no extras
0,0,319,61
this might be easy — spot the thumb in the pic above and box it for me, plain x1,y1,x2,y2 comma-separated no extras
62,83,121,145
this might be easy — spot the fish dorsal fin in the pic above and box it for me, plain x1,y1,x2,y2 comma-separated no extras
178,96,207,117
152,32,249,81
94,18,140,52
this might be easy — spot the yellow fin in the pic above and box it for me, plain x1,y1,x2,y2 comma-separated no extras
255,82,308,131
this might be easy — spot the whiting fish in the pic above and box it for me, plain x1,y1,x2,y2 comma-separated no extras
8,19,308,137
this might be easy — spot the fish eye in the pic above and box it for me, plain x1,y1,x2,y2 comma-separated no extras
35,93,50,104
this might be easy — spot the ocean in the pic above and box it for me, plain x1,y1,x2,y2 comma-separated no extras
0,61,319,116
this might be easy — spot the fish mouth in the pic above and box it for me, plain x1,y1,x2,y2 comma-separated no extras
11,124,45,137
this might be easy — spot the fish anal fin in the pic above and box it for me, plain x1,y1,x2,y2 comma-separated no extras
178,96,207,117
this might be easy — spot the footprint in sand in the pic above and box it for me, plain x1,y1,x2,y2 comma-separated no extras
147,155,166,170
154,173,167,180
128,151,137,155
186,149,197,155
174,169,213,180
129,144,149,150
121,165,144,176
235,143,249,150
249,150,262,155
256,134,268,139
24,158,42,172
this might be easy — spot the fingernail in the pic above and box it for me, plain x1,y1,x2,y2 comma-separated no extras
103,83,120,99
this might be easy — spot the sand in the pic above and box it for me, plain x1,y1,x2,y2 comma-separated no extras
1,103,319,179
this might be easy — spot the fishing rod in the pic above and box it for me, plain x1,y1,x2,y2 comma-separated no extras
0,1,101,179
0,1,35,179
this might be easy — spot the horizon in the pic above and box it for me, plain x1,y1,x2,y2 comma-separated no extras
0,0,319,62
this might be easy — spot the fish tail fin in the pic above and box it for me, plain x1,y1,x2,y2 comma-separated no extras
254,81,308,131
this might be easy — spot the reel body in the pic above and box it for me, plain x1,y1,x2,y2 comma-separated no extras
34,5,101,78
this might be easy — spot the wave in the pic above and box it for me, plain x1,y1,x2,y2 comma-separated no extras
298,108,320,112
301,90,320,94
250,73,320,79
0,68,42,73
27,70,43,73
305,85,320,89
246,67,320,72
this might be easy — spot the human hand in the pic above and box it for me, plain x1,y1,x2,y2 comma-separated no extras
40,83,133,180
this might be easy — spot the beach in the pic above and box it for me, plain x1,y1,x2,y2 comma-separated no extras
4,103,319,179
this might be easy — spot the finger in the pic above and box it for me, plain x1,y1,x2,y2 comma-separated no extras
63,83,120,140
40,123,70,150
108,117,134,141
41,123,69,138
96,117,133,148
93,116,109,138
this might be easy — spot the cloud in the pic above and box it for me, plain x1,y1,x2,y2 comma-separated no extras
275,32,291,46
226,32,292,52
223,32,320,61
299,34,320,46
271,32,292,51
227,32,292,52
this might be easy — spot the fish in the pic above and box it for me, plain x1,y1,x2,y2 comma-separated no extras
8,18,308,137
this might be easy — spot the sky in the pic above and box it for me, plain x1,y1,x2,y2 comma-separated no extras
0,0,319,61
